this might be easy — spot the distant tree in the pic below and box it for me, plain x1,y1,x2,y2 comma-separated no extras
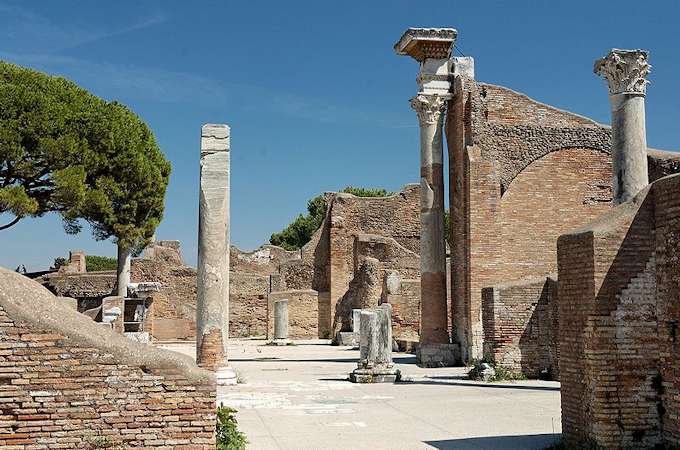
85,255,117,272
270,186,390,251
50,257,67,271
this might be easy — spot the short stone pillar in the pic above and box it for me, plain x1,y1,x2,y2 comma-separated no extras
350,304,401,383
272,299,291,345
595,49,651,205
196,123,236,384
395,28,458,366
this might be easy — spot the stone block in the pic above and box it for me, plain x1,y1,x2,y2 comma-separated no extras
416,343,459,368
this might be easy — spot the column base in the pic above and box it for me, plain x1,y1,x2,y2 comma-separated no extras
416,343,460,368
350,367,401,383
216,366,238,386
335,331,358,347
268,338,292,346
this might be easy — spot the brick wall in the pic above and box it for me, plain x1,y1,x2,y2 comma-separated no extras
0,268,216,449
557,179,661,448
328,185,420,338
482,276,558,379
382,278,420,341
267,290,319,339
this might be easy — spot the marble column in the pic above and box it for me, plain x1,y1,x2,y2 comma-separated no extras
116,244,131,297
410,94,449,346
196,124,235,383
272,299,291,345
395,28,458,366
595,49,651,205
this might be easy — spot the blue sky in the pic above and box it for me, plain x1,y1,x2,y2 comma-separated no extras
1,0,678,270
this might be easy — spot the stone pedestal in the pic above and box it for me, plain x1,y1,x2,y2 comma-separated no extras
595,49,651,205
350,304,401,383
196,124,234,384
416,342,459,368
271,299,291,345
396,28,456,365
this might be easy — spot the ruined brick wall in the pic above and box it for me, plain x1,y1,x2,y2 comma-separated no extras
327,185,420,338
558,183,660,448
382,278,420,341
448,78,680,363
0,269,216,449
231,245,300,276
499,148,612,280
230,272,270,337
267,290,319,339
482,276,558,379
447,77,615,361
653,174,680,446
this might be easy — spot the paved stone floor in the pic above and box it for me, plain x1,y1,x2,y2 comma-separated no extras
161,340,562,450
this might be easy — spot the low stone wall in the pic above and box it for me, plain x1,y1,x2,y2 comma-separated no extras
0,268,216,449
481,275,558,379
267,290,319,339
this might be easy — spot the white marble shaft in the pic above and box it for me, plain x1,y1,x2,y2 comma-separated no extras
352,308,362,333
357,304,394,370
116,244,131,298
273,299,289,340
196,123,231,368
595,49,651,204
396,28,454,347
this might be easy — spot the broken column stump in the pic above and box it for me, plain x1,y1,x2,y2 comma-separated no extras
350,304,401,383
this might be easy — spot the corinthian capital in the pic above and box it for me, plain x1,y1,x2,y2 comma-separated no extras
410,94,447,125
594,49,651,95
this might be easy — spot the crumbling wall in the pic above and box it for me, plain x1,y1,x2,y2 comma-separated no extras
382,276,420,341
267,290,319,339
448,78,620,361
482,275,558,379
0,268,216,449
327,185,420,337
558,179,661,448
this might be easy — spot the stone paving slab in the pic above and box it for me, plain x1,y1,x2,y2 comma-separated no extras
160,340,562,450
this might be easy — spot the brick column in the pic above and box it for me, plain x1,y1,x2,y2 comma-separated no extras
197,124,236,384
595,49,651,205
395,28,459,366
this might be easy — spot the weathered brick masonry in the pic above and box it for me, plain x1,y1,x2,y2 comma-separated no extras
447,76,680,365
482,276,558,378
558,173,680,449
0,267,216,449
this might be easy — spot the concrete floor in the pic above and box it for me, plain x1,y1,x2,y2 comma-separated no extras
161,340,562,450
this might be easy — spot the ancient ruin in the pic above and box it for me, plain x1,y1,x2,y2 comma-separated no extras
350,304,400,383
4,15,680,448
396,28,458,367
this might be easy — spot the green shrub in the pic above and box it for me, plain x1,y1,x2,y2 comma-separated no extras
217,404,247,450
85,255,117,271
467,359,527,382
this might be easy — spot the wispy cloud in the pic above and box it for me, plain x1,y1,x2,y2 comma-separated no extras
0,3,167,54
0,4,412,128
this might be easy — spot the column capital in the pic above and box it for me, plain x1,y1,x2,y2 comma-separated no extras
410,94,447,125
394,28,457,62
594,49,651,96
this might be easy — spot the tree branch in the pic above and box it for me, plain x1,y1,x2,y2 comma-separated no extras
0,215,21,231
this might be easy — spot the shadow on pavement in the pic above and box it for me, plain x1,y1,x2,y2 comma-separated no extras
411,376,560,392
424,433,561,449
